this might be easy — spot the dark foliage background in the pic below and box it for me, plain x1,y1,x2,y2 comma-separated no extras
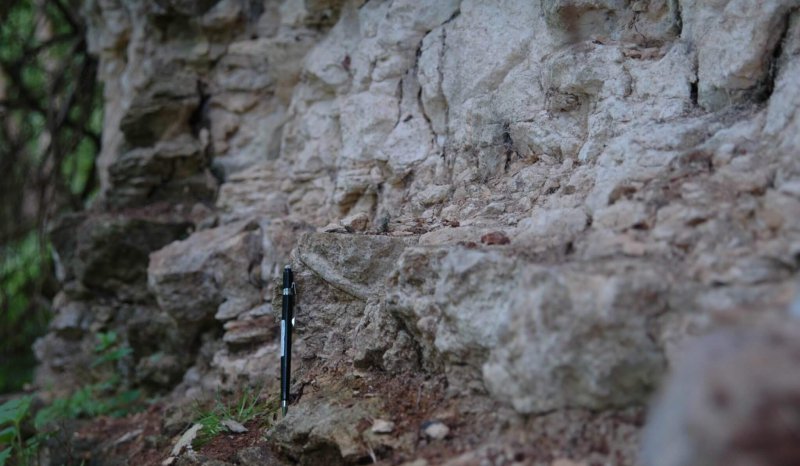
0,0,102,393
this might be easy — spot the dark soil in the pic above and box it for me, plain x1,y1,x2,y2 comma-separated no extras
72,403,167,465
197,419,273,463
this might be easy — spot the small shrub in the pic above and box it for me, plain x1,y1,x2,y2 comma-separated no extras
1,331,143,465
35,331,140,426
0,396,36,466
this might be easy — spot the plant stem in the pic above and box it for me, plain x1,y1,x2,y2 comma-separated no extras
14,420,24,466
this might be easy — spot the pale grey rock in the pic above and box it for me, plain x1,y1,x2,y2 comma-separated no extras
295,232,417,300
148,220,262,324
441,0,541,144
222,317,274,346
415,185,450,207
389,245,670,410
542,0,679,44
386,247,515,379
240,303,272,319
641,322,800,466
377,66,436,180
207,344,277,391
400,460,429,466
515,207,589,247
339,91,398,163
340,211,370,232
268,397,378,465
220,419,248,433
352,300,398,369
382,329,420,373
483,261,669,413
48,293,90,339
791,292,800,319
594,200,651,231
418,226,493,246
216,168,290,221
422,421,449,440
371,419,395,434
551,460,587,466
199,0,243,30
236,446,283,466
288,233,422,373
283,259,365,367
682,0,798,111
330,165,381,216
417,26,447,137
578,230,652,259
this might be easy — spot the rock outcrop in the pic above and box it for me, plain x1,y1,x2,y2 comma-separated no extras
34,0,800,464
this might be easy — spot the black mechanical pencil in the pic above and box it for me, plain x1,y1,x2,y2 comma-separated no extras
281,265,295,416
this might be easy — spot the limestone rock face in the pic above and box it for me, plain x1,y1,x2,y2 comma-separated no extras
682,0,799,111
296,232,417,300
50,212,193,298
642,322,800,466
482,261,669,413
108,135,217,208
388,247,668,412
36,0,800,464
39,209,197,392
148,219,263,324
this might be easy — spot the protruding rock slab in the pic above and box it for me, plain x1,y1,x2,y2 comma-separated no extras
268,396,381,466
388,245,669,412
483,260,670,413
286,233,419,371
148,220,262,324
50,212,193,299
295,232,418,300
119,66,200,148
108,135,217,209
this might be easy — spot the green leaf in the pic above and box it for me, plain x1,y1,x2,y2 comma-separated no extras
116,390,140,405
23,435,41,462
91,346,133,367
93,331,118,353
0,396,31,426
0,426,15,443
0,448,11,466
33,408,54,431
34,402,64,430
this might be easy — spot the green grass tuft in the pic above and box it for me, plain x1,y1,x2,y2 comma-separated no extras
191,387,278,446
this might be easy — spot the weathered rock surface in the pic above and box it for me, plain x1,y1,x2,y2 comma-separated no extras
108,135,217,208
35,0,800,464
642,321,800,466
296,232,417,300
269,397,379,465
483,260,670,413
148,219,262,324
50,211,193,298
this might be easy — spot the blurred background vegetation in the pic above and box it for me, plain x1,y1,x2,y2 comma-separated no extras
0,0,102,393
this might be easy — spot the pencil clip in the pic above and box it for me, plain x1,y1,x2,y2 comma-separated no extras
291,282,297,327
